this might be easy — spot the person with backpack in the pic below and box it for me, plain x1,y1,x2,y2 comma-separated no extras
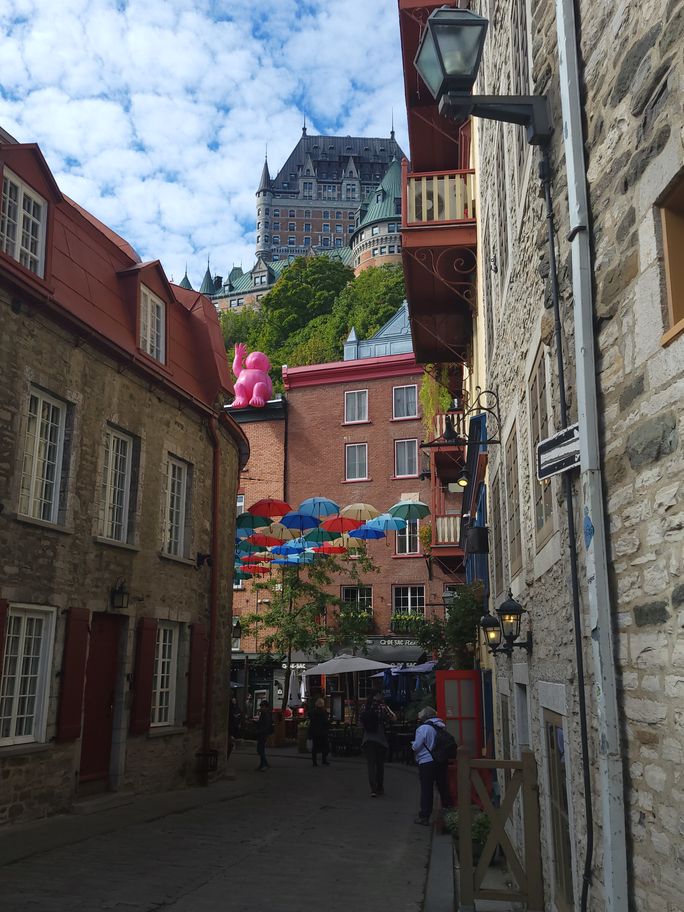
255,699,274,771
411,706,456,825
360,692,396,797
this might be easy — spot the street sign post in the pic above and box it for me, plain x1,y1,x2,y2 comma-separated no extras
536,423,580,480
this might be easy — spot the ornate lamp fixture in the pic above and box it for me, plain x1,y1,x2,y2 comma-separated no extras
481,590,532,657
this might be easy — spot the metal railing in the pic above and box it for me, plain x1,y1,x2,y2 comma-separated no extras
404,168,476,226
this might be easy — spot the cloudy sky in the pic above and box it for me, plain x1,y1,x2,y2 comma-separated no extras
0,0,409,287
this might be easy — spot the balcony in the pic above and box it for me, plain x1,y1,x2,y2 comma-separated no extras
434,514,461,546
390,613,426,635
400,161,477,364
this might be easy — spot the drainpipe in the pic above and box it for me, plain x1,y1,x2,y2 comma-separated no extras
554,2,629,909
203,415,221,784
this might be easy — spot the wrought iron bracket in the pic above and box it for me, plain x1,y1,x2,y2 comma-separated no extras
461,386,502,446
492,630,534,657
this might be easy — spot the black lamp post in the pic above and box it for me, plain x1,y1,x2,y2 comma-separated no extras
414,7,552,145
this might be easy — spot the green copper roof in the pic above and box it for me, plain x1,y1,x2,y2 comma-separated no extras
354,158,402,232
199,266,215,295
320,245,354,266
179,270,193,290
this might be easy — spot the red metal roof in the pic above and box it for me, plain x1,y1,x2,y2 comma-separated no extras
0,142,234,412
282,352,422,389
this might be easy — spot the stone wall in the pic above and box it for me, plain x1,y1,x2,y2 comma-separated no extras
0,289,240,824
475,0,683,908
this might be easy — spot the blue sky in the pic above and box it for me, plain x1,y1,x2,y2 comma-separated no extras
0,0,409,287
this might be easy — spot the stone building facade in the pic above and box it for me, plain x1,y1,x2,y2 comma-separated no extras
473,0,683,909
0,139,247,826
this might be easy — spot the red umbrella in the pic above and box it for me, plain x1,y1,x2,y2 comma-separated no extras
248,498,292,517
312,545,348,555
240,554,274,562
321,516,364,533
247,533,283,547
241,565,271,575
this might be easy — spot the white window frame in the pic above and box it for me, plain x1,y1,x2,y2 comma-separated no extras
396,518,420,555
139,284,166,363
341,586,373,613
392,585,425,615
150,621,179,727
344,389,368,424
345,443,368,481
0,167,47,277
394,438,418,478
0,605,56,745
234,494,245,589
100,426,133,543
19,387,67,524
393,384,418,420
165,455,189,557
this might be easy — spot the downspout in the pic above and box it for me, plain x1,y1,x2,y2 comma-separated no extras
203,415,221,784
554,2,629,909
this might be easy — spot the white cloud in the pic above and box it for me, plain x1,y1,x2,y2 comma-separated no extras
0,0,408,290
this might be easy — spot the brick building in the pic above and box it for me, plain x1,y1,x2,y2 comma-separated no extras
228,304,465,710
0,137,248,826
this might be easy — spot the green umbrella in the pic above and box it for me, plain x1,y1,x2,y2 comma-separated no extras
236,540,262,554
233,569,253,581
302,527,339,543
236,512,271,530
388,500,430,520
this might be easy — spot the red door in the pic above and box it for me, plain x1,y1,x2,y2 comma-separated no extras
80,613,122,783
435,670,484,805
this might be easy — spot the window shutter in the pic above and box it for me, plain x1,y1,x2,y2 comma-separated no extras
56,607,91,741
0,598,8,680
129,617,158,735
186,623,208,728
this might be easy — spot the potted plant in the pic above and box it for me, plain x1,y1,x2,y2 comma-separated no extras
444,807,492,865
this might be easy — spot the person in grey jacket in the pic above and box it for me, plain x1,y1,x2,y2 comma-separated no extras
360,692,396,797
411,706,453,825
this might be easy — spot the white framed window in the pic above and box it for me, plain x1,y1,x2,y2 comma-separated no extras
0,168,47,277
150,621,179,726
392,585,425,615
341,586,373,612
19,387,67,524
543,709,575,912
165,455,189,557
396,519,419,555
395,438,418,477
0,605,55,745
393,384,418,419
234,494,245,590
345,443,368,481
344,389,368,424
99,426,133,543
140,285,166,363
372,225,380,236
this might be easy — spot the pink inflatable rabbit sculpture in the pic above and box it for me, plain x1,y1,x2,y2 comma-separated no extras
231,343,273,408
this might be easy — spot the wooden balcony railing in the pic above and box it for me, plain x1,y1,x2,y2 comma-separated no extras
404,168,476,226
434,514,461,546
433,410,466,440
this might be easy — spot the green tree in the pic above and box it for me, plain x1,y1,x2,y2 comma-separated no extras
219,305,263,355
416,583,484,669
329,264,405,347
241,549,377,711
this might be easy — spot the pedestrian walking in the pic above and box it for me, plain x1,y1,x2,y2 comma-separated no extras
308,697,330,766
360,692,396,797
255,699,273,771
411,706,454,825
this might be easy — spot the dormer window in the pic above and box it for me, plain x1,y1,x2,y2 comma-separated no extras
140,285,165,363
1,168,47,277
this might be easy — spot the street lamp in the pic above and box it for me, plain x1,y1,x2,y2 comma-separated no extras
442,588,457,614
414,6,552,145
480,611,502,651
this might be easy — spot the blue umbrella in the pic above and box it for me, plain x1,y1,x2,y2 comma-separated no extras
280,511,321,531
298,497,340,517
348,525,386,540
272,553,315,565
271,540,308,555
366,512,407,531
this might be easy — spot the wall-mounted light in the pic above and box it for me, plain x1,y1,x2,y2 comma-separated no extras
481,590,532,657
196,552,212,569
110,578,129,611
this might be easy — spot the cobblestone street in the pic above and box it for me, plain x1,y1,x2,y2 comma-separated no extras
0,747,431,912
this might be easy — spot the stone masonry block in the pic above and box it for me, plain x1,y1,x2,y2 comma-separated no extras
634,601,670,626
626,413,678,469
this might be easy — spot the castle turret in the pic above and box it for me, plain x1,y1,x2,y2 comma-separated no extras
256,156,273,262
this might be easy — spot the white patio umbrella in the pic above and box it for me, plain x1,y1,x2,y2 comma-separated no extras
303,654,392,676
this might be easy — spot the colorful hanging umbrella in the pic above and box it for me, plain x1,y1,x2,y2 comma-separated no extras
233,570,253,581
302,527,339,543
348,525,386,540
241,565,271,575
247,533,284,547
340,502,380,522
388,500,431,520
280,511,321,531
366,512,407,531
236,512,272,531
248,498,292,517
271,540,308,555
298,496,340,517
240,553,274,562
311,544,348,555
236,540,262,554
265,522,300,542
321,516,364,533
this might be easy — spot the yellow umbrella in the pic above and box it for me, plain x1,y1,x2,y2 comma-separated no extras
340,502,380,523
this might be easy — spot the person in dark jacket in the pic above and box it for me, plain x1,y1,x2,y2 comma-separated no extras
308,697,330,767
227,694,242,758
255,700,273,771
360,692,396,797
411,706,453,825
